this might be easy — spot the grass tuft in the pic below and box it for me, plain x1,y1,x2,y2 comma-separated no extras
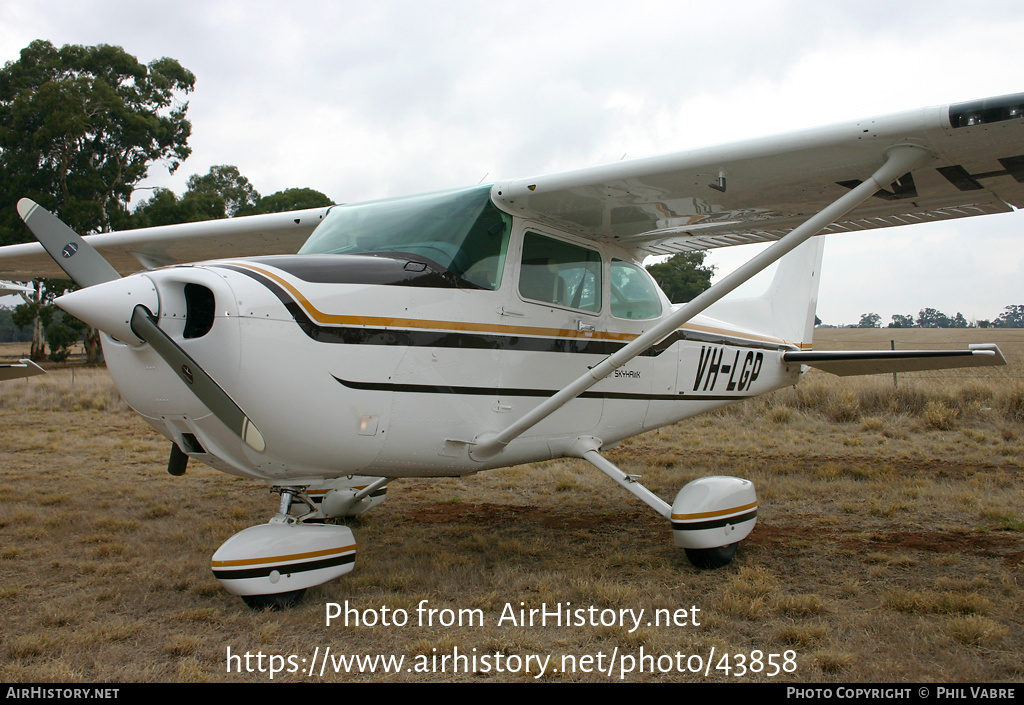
944,615,1008,646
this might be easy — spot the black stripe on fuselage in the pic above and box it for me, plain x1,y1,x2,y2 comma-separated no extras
222,263,790,356
332,375,751,402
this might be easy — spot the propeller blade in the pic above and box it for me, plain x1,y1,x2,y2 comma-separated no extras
130,305,266,453
17,199,120,288
18,198,265,454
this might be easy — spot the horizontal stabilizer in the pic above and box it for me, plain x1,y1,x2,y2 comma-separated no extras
783,344,1006,376
0,359,45,381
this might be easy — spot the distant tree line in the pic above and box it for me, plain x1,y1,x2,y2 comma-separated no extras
847,305,1024,329
642,255,1024,330
0,305,32,343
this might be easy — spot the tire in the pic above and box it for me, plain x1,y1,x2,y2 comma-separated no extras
241,589,306,610
685,543,738,569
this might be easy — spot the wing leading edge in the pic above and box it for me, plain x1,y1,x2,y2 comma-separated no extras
491,93,1024,256
0,207,331,280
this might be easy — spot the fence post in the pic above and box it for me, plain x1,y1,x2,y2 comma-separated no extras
891,339,897,387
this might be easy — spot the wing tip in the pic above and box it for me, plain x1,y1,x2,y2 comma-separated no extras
16,198,38,222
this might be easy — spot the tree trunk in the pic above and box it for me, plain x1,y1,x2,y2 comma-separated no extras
21,282,47,362
30,313,46,362
84,327,104,364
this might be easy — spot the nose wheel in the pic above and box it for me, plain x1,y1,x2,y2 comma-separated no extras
684,543,739,569
211,486,358,608
241,589,306,611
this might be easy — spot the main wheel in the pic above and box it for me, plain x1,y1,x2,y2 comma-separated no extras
241,589,306,610
684,543,738,569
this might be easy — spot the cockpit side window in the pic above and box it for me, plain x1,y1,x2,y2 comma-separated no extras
456,202,512,290
519,232,602,313
611,258,663,320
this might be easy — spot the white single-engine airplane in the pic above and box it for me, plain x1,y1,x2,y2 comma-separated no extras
1,93,1021,608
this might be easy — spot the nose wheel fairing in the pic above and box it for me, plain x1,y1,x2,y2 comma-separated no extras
211,522,357,600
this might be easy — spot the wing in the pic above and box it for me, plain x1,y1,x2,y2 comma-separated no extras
491,93,1024,255
0,207,331,280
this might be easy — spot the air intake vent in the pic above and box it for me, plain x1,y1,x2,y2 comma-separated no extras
183,283,215,339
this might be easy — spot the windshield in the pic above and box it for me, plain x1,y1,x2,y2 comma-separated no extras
299,185,512,290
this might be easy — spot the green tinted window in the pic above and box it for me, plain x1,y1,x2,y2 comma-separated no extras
300,185,511,290
611,258,662,320
519,232,602,313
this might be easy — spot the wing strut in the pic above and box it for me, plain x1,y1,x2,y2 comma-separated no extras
470,145,933,461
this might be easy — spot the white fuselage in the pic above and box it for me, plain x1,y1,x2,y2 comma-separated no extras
101,216,801,484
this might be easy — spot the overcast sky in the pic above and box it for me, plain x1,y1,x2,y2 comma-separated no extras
1,0,1021,325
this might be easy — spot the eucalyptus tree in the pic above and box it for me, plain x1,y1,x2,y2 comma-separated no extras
645,251,715,303
0,40,195,361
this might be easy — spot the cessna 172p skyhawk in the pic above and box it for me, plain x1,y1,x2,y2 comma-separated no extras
1,93,1021,608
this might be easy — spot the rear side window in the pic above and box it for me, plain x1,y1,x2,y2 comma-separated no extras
519,232,601,313
611,259,662,320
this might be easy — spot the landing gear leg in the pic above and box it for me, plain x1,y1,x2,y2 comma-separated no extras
570,436,756,570
272,486,318,523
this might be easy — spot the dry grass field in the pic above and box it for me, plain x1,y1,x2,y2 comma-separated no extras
0,330,1021,683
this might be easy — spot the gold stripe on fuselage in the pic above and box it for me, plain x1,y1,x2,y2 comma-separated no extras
231,262,798,350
